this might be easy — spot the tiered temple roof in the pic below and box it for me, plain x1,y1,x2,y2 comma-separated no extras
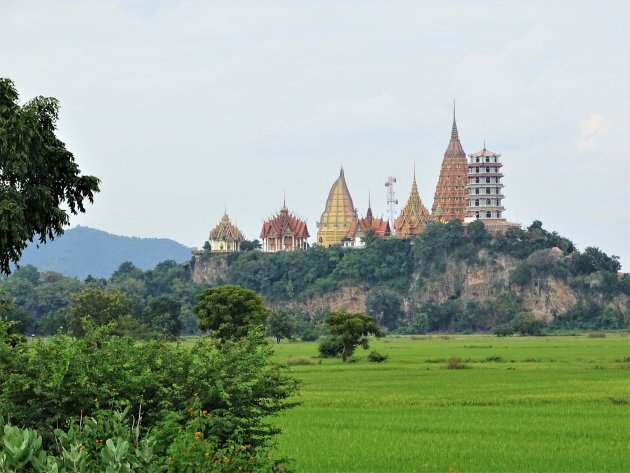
394,172,430,237
317,167,358,247
260,202,309,251
431,109,469,221
348,199,391,240
209,212,245,252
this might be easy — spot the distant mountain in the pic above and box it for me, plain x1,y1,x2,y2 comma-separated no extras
18,226,192,279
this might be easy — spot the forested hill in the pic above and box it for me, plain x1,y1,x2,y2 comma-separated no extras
17,226,192,279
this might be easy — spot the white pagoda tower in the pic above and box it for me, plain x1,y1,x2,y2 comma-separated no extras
465,146,506,221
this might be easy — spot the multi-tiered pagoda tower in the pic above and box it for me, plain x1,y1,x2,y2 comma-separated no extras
316,167,358,247
431,109,469,221
465,146,505,221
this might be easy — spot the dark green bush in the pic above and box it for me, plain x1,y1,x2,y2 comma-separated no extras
317,335,344,358
367,351,388,363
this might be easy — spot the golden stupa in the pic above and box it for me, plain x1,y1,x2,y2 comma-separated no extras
316,167,358,247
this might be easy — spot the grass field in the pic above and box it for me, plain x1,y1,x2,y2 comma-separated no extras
269,334,630,473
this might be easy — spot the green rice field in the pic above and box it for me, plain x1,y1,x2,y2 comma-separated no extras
270,334,630,473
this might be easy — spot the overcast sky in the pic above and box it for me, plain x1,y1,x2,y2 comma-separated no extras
2,0,629,269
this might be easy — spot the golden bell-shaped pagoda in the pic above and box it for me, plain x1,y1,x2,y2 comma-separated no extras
316,167,358,247
394,170,431,237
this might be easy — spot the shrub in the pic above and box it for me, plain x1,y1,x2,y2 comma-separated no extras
493,323,515,337
587,332,606,338
317,335,344,358
445,356,468,370
286,356,315,366
367,351,388,363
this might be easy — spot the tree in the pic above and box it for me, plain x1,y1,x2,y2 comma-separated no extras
366,288,404,331
142,295,182,337
67,288,132,335
325,310,381,361
240,239,262,251
267,309,296,343
0,78,100,275
193,285,270,341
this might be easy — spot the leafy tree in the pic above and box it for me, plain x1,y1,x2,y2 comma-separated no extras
193,285,270,341
267,309,296,343
366,287,404,331
325,310,381,361
240,239,262,251
67,288,132,335
571,247,621,275
0,78,100,275
142,295,182,337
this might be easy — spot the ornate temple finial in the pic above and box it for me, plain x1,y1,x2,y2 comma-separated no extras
340,165,344,177
451,100,458,140
283,189,286,208
413,162,417,182
368,189,371,209
483,138,486,151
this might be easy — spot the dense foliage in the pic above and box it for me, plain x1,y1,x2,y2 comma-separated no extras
0,78,100,275
1,220,627,337
0,318,298,471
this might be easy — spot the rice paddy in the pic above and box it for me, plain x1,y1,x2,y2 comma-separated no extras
271,334,630,472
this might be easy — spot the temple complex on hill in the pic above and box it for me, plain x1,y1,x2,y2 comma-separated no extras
465,146,519,234
260,201,310,252
431,109,469,221
394,170,431,237
316,168,358,247
344,196,391,248
208,212,244,252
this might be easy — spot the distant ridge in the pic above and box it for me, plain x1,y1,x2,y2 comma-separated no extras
17,226,192,279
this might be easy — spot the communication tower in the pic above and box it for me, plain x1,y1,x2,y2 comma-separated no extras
385,176,398,233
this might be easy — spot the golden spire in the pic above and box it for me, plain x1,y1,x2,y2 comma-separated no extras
316,168,357,246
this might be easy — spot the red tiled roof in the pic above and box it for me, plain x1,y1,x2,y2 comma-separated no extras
347,207,391,238
260,206,310,239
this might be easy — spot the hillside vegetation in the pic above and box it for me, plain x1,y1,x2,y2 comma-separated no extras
1,220,628,337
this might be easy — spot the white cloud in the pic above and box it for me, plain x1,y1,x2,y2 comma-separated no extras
574,115,610,149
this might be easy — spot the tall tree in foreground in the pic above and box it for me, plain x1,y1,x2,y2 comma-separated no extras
325,310,382,361
193,285,270,341
0,78,100,275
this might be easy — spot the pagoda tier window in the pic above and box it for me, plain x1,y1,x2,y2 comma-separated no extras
475,157,480,163
475,212,480,218
485,157,490,163
486,177,490,183
486,199,491,205
486,167,490,173
475,177,480,183
475,188,480,194
494,157,498,163
475,199,479,206
486,187,491,194
497,211,501,218
486,211,491,218
475,167,479,173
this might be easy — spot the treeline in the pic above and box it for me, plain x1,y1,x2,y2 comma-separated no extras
1,220,628,337
0,260,207,337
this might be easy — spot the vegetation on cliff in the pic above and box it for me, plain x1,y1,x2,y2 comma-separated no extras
1,220,627,337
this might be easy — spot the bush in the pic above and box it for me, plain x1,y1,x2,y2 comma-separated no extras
318,335,344,358
493,323,515,337
286,356,315,366
445,356,468,370
587,332,606,338
367,351,388,363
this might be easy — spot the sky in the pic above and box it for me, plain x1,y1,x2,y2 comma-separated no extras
2,0,629,269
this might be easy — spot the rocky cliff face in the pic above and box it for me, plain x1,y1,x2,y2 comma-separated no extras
191,249,624,320
191,254,228,286
409,249,577,321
